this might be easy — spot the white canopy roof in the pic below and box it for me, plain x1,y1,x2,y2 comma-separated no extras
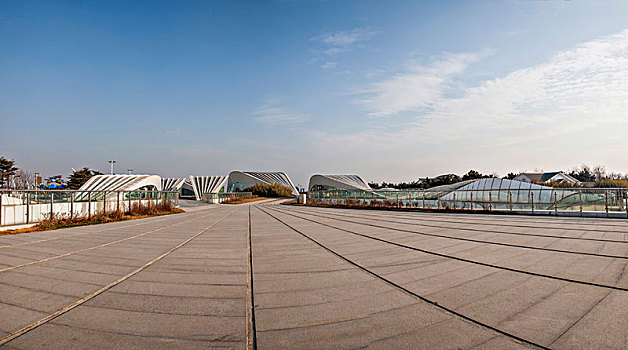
79,175,162,192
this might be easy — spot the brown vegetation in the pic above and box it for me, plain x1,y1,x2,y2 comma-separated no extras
593,179,628,188
242,183,294,198
0,201,184,236
221,195,267,204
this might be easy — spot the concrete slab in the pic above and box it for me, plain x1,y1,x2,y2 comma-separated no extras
1,203,626,348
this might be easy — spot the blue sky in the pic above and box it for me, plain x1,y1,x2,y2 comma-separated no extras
2,0,628,187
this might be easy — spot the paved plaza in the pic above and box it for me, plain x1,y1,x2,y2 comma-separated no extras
0,203,627,349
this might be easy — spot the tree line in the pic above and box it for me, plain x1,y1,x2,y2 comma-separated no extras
0,156,102,190
368,165,628,189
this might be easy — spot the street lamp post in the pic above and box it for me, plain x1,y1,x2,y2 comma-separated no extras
108,160,116,175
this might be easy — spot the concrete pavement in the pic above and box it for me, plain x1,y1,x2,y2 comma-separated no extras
0,203,626,349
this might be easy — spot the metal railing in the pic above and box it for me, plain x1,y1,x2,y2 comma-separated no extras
201,192,253,204
0,189,180,227
309,188,628,218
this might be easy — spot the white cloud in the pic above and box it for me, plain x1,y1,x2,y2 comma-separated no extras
356,51,490,116
414,29,628,145
311,29,628,179
311,28,378,66
252,100,307,124
313,28,377,49
321,61,338,69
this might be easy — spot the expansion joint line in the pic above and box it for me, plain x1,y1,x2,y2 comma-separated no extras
286,207,628,259
0,210,209,274
0,211,234,347
300,207,628,244
246,206,258,350
256,206,547,350
0,214,178,249
268,206,628,292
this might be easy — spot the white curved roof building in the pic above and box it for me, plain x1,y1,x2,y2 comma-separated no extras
161,178,186,191
79,174,162,192
308,174,372,192
189,176,228,201
228,171,298,196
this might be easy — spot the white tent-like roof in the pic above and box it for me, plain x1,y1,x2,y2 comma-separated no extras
79,175,162,192
308,174,372,192
161,178,186,191
227,171,298,196
189,176,228,201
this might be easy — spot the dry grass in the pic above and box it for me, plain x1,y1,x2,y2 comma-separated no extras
0,201,184,236
242,183,294,198
221,196,268,204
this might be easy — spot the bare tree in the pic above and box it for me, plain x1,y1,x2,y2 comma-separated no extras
13,169,34,189
592,165,606,181
608,172,623,180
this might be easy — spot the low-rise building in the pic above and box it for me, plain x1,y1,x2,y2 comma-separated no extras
514,172,580,185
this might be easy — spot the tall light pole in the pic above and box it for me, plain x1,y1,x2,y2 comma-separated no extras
108,160,116,175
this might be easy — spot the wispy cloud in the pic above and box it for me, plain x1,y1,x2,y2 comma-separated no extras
252,99,307,124
314,28,378,48
321,61,338,69
311,29,628,177
355,51,491,117
310,28,378,68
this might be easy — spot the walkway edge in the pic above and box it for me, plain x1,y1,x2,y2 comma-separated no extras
0,212,233,347
246,206,258,350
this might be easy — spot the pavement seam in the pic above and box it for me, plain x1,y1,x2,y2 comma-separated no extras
0,211,233,347
269,206,628,292
257,205,546,350
0,210,212,274
0,213,180,249
30,322,242,344
302,204,628,227
246,206,258,350
285,207,628,259
302,205,628,235
547,290,612,347
298,206,628,243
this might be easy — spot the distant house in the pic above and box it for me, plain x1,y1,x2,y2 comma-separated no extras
434,174,458,181
514,171,581,185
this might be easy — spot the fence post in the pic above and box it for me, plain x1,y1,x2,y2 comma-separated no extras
88,192,91,219
470,192,473,211
437,192,440,210
453,192,456,210
579,191,583,217
625,191,628,219
70,192,74,219
554,192,558,216
605,191,609,217
531,192,534,214
0,192,2,226
103,191,107,215
117,191,120,212
26,192,30,224
396,192,399,208
50,193,54,219
422,191,425,209
509,192,512,212
489,191,492,211
128,192,131,212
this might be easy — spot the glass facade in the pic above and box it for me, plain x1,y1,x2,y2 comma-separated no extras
0,189,180,227
308,178,628,217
